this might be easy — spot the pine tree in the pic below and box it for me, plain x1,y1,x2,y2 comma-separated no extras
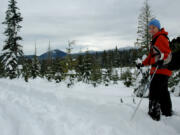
90,56,102,87
46,41,53,80
21,57,31,82
107,50,113,79
168,37,180,96
65,40,76,87
134,0,154,97
31,41,40,79
112,68,119,84
136,0,153,54
120,68,134,87
102,50,113,86
113,46,120,67
40,60,48,77
102,50,108,68
52,58,65,83
47,40,52,65
83,50,93,83
75,50,84,81
1,0,23,79
0,55,5,78
65,40,75,71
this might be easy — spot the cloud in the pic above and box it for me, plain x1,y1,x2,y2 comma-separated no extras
0,0,180,55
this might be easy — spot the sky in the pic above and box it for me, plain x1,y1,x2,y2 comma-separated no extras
0,0,180,55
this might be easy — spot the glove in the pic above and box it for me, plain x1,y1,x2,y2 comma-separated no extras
156,60,164,66
136,63,144,69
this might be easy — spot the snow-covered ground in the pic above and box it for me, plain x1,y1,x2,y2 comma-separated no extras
0,77,180,135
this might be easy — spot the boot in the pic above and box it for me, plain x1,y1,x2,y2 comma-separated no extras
148,100,161,121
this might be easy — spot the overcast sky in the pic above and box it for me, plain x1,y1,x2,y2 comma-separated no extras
0,0,180,55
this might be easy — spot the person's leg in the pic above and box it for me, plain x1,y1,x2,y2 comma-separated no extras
159,75,172,116
148,74,161,121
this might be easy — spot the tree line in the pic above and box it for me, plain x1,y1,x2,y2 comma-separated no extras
0,0,180,95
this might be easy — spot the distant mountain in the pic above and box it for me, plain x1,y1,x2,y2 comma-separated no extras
24,49,67,60
118,46,136,51
23,55,35,59
24,46,136,60
39,49,66,60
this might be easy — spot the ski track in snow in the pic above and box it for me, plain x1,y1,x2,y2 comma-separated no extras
0,77,180,135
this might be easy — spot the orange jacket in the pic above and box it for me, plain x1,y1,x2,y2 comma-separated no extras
142,28,172,76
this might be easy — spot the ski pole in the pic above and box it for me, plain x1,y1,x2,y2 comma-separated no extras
130,66,159,121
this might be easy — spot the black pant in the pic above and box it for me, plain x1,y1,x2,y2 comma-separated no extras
148,74,172,120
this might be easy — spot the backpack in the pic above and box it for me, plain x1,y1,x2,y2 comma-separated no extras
152,34,180,71
167,49,180,71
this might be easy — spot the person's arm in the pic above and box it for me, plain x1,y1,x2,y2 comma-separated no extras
142,53,152,66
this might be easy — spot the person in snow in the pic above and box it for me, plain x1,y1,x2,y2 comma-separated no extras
136,19,172,121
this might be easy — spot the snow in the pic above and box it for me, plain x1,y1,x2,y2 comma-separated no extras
0,77,180,135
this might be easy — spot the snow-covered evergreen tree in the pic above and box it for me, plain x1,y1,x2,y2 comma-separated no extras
0,55,5,78
112,68,119,84
66,40,75,71
1,0,23,79
120,67,135,87
64,40,76,87
169,71,180,96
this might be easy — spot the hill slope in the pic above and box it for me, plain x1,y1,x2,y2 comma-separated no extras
0,78,180,135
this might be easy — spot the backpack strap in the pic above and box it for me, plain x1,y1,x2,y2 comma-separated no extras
151,34,170,46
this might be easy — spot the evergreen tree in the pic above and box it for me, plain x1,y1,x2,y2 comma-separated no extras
107,50,113,80
112,68,119,84
120,67,134,87
52,58,65,83
134,0,154,97
21,57,31,82
75,50,84,81
65,40,76,87
136,0,153,54
113,46,120,67
0,55,5,78
102,50,113,86
47,40,52,64
40,60,48,77
90,56,102,87
31,42,40,79
66,40,75,71
102,50,108,68
1,0,23,79
168,37,180,96
83,50,93,83
45,41,53,80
